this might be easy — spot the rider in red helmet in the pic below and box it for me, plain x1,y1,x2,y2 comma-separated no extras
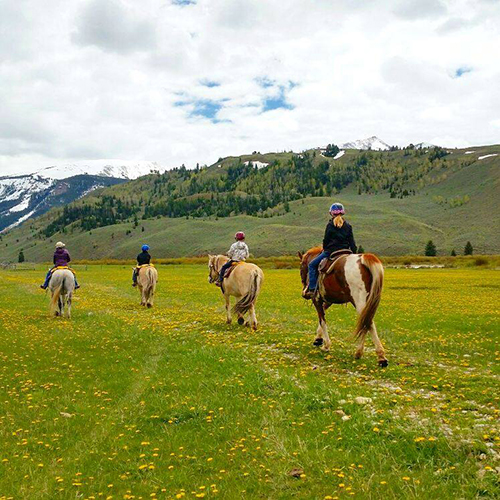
216,231,250,286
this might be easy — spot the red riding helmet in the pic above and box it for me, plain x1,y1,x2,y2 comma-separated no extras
235,231,245,240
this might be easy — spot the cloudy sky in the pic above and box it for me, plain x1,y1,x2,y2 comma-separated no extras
1,0,499,175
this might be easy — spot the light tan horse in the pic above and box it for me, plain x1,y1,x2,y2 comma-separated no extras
49,269,75,318
208,255,264,330
137,265,158,308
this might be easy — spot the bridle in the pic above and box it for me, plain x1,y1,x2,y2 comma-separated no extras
208,256,221,283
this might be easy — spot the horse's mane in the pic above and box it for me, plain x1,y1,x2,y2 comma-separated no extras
303,246,322,259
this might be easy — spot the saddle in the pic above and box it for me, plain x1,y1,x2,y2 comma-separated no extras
223,261,242,280
51,266,76,275
318,249,353,275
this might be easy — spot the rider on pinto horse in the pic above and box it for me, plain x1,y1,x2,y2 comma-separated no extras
132,244,152,287
216,231,249,287
40,241,80,290
303,203,357,299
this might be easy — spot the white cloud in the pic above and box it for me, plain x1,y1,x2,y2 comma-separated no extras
0,0,499,176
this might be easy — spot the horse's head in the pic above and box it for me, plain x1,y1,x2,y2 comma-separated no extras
298,247,322,288
207,254,219,284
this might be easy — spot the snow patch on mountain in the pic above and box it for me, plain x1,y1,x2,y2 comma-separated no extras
478,154,498,160
244,161,269,169
415,142,437,149
33,160,164,180
341,136,390,151
334,150,345,159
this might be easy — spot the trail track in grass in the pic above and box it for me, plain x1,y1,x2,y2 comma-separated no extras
0,266,499,499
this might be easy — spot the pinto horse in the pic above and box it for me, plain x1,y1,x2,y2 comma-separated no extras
208,255,264,330
299,247,388,367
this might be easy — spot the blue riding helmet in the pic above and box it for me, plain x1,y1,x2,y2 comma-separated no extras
329,203,345,216
142,244,150,251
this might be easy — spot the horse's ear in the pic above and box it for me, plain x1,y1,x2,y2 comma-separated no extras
297,251,303,260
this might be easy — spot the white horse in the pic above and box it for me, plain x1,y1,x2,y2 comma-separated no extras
49,269,75,318
208,255,264,330
137,265,158,308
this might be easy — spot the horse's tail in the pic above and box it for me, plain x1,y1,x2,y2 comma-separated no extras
232,269,262,316
354,254,384,339
50,283,63,316
143,268,156,296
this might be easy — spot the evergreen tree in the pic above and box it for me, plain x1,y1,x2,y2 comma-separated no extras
464,241,473,255
451,249,456,256
425,240,437,256
18,250,25,263
323,144,340,157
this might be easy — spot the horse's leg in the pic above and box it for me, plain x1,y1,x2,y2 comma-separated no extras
353,298,367,359
248,304,258,331
225,293,232,324
66,294,72,319
313,300,330,351
369,321,388,367
58,296,63,317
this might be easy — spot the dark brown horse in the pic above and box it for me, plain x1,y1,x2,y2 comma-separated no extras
299,247,388,367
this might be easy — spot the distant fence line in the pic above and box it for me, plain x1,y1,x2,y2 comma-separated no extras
2,255,498,270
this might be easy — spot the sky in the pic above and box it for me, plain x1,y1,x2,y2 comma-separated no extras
1,0,499,175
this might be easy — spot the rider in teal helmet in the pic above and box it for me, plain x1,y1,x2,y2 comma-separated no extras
132,244,151,287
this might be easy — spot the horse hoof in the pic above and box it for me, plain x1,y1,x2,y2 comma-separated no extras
313,338,323,346
379,359,389,368
147,303,152,309
237,317,245,325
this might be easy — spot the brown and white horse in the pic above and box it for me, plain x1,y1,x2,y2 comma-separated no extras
208,255,264,330
137,265,158,308
299,247,388,367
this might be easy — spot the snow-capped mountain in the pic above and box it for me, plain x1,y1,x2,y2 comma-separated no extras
341,136,391,151
0,160,165,232
32,160,164,180
414,142,437,149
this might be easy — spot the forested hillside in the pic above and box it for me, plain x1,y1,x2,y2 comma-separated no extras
1,144,499,260
43,145,465,236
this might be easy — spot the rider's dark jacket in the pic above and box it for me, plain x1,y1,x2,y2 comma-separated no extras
137,251,151,265
323,220,357,254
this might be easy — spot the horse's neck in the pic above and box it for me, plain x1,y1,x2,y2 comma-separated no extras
217,255,229,269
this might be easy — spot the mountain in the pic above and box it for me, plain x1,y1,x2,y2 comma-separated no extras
31,160,164,180
341,136,391,151
1,143,499,259
0,174,126,232
0,161,164,232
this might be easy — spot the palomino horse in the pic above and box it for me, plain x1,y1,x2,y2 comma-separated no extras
208,255,264,330
299,247,388,367
137,265,158,308
49,269,75,318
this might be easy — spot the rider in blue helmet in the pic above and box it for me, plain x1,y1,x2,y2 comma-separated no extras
133,244,152,287
303,202,357,299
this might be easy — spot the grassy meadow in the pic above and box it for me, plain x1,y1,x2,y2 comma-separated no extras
0,265,499,499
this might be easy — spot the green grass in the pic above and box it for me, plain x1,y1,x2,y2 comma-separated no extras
0,265,499,499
